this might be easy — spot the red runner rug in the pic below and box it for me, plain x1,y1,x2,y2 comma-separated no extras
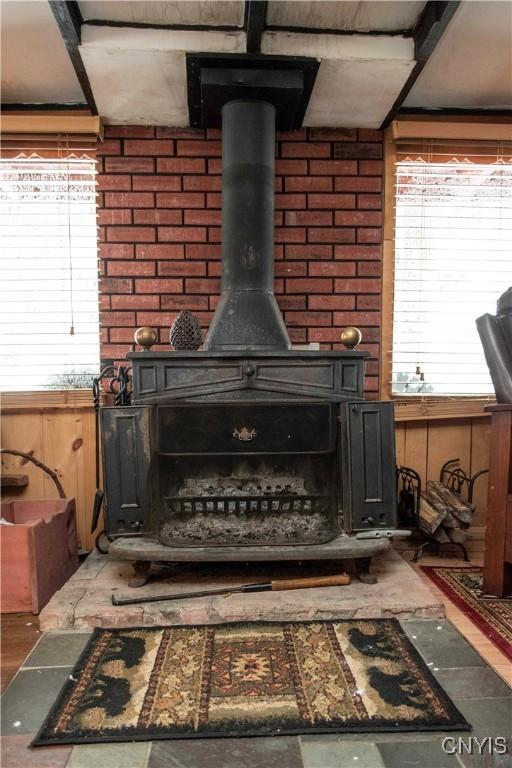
421,566,512,661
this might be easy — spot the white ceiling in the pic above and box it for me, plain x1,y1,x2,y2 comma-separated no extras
0,0,83,103
266,1,426,32
78,1,424,32
80,26,246,125
79,24,414,126
262,32,415,127
1,0,510,126
404,1,512,109
79,1,245,27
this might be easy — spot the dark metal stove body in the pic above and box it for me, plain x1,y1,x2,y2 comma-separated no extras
101,350,397,559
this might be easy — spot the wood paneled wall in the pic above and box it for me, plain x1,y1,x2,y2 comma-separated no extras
1,396,97,552
396,417,491,554
1,397,490,556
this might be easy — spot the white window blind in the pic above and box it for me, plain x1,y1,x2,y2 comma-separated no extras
0,154,100,391
392,141,512,396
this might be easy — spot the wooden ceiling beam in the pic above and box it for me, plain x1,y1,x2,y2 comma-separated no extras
245,0,267,54
48,1,98,115
1,103,88,111
82,19,241,32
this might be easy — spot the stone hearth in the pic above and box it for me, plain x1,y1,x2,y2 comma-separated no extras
40,549,444,631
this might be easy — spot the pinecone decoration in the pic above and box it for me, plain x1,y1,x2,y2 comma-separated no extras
169,310,202,350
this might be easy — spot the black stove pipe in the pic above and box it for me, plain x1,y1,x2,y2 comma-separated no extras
203,100,291,351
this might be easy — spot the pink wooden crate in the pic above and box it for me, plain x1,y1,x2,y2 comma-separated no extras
0,498,79,614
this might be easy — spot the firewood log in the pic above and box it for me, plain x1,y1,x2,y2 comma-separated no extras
447,528,467,544
425,483,453,516
442,512,471,530
427,481,474,518
418,494,447,534
433,527,451,544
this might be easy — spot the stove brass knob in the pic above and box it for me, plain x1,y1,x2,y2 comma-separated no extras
340,326,362,349
134,326,157,351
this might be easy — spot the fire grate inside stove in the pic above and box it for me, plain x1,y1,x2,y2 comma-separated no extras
164,494,330,516
159,490,335,547
158,468,340,548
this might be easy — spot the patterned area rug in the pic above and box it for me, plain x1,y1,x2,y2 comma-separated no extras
33,619,469,746
421,566,512,661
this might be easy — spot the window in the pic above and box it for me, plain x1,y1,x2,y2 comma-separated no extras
0,154,99,391
392,140,512,396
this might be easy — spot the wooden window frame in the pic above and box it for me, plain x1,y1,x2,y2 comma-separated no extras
380,119,512,422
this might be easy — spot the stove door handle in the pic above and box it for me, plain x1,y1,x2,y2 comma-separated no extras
233,427,257,441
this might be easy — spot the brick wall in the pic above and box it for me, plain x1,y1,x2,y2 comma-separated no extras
97,125,383,396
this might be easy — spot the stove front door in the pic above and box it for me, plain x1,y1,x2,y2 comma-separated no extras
341,401,397,532
101,406,152,537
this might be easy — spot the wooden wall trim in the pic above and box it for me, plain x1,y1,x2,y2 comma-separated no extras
395,398,493,422
1,390,93,412
0,114,103,139
391,119,512,142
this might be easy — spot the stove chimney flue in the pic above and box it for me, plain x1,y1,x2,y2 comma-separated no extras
204,100,291,352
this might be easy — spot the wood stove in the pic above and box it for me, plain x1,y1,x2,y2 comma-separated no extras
103,349,397,571
101,84,398,577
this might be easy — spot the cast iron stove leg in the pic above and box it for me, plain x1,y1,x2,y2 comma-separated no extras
355,557,377,585
129,560,152,588
344,557,378,585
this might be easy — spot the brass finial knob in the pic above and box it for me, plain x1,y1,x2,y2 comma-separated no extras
340,326,362,349
134,326,157,351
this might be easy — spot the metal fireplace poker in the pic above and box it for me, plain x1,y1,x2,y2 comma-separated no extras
99,59,406,586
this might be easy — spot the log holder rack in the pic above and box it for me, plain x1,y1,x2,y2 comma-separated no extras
396,459,488,563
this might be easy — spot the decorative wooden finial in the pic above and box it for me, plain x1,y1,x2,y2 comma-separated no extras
340,326,362,349
134,326,157,351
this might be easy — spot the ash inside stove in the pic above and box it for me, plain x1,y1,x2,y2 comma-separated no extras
177,474,308,497
157,457,340,548
160,482,336,547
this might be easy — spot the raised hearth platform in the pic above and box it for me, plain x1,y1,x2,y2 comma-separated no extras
39,548,445,631
109,533,391,562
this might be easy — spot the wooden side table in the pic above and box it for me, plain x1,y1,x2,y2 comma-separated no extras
483,404,512,597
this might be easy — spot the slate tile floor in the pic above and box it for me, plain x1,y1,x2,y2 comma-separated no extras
1,620,510,768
